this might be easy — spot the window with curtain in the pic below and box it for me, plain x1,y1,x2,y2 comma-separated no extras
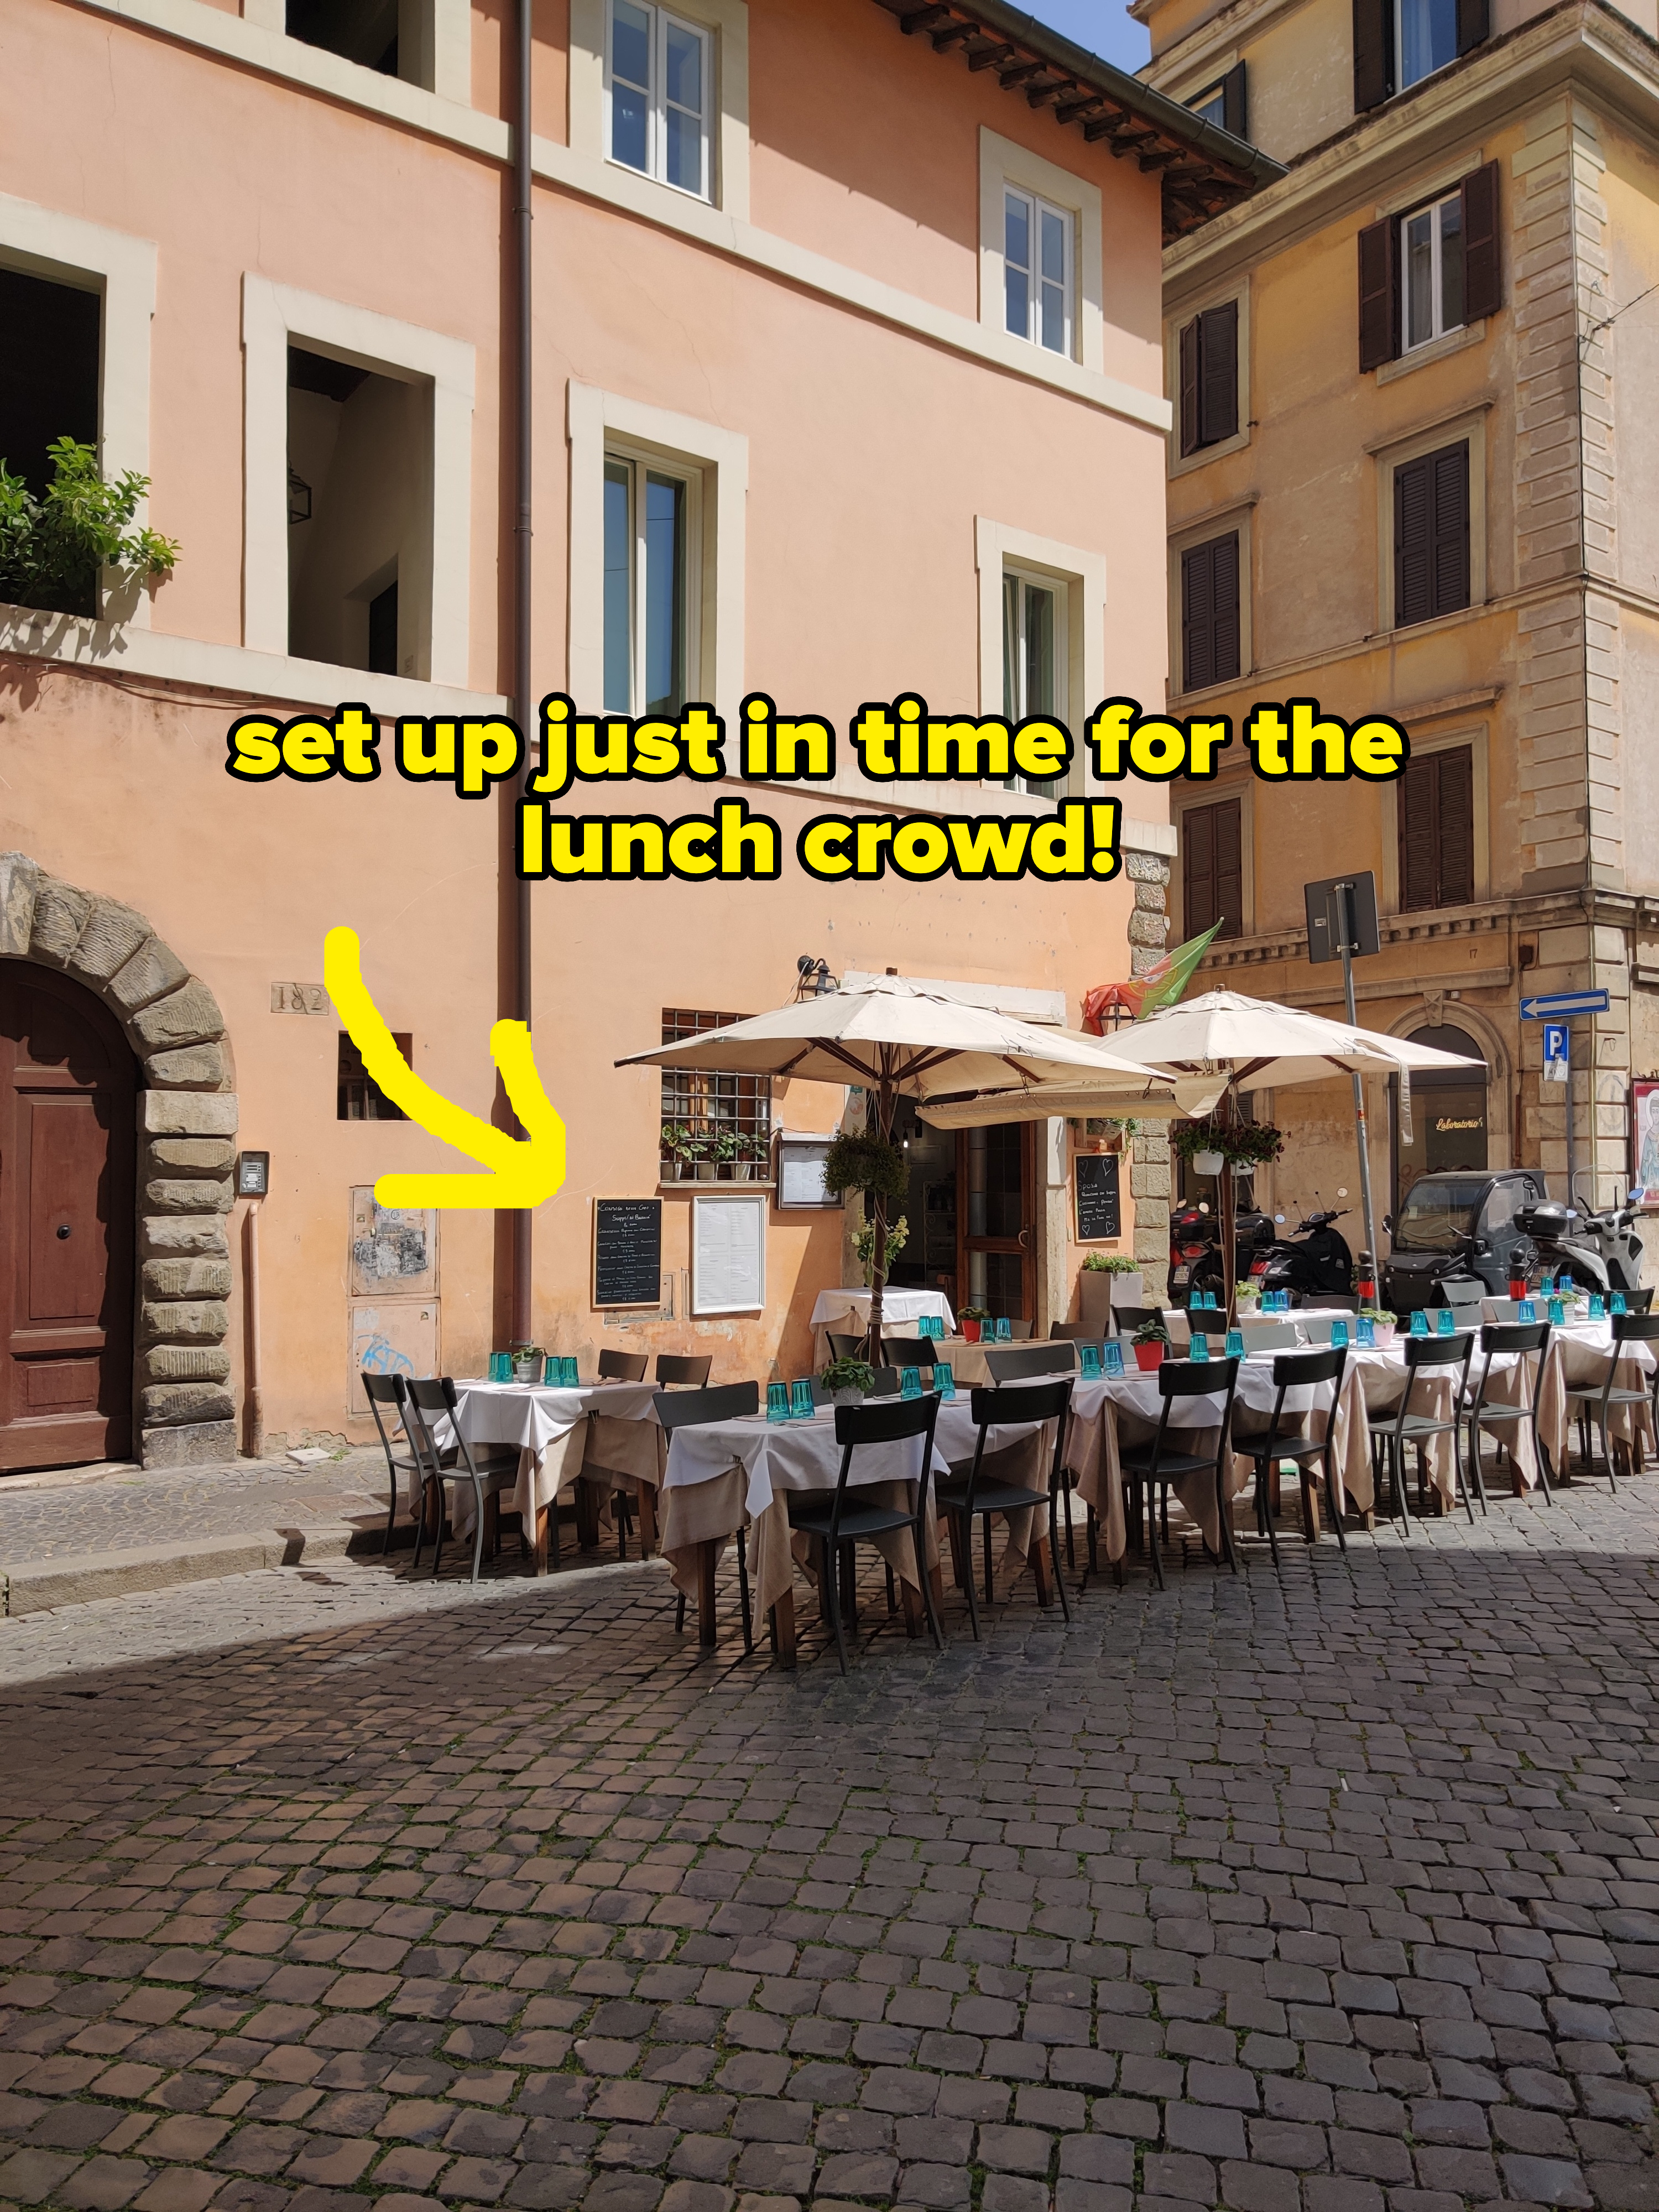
603,452,696,716
1001,568,1065,798
1004,187,1073,357
607,0,712,199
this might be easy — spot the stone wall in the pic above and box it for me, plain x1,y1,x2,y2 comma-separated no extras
0,852,239,1468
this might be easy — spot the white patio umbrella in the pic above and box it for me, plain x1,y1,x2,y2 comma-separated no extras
1115,990,1483,1316
617,973,1168,1350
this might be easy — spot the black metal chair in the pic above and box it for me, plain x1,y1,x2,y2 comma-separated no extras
655,1380,761,1650
1463,1320,1553,1509
1113,1303,1162,1339
984,1342,1076,1382
400,1377,524,1582
1230,1347,1349,1567
881,1337,936,1369
1372,1334,1473,1527
1116,1357,1241,1588
362,1370,428,1554
1563,1311,1659,1490
598,1348,648,1381
935,1380,1073,1637
827,1331,864,1360
656,1353,712,1386
785,1391,945,1673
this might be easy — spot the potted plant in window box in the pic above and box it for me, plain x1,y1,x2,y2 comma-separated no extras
661,1124,696,1182
691,1133,718,1182
820,1356,876,1407
713,1130,743,1181
745,1130,773,1181
1133,1315,1171,1372
1080,1249,1143,1334
959,1304,990,1344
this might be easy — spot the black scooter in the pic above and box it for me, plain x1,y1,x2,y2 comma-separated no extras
1170,1201,1275,1308
1248,1208,1355,1303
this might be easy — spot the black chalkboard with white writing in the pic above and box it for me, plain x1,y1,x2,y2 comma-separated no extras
1074,1153,1121,1243
593,1198,663,1308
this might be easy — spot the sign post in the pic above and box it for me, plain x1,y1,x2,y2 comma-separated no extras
1304,872,1382,1286
1521,989,1608,1209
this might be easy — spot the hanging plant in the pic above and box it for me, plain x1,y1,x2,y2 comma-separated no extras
1169,1119,1285,1171
822,1130,909,1203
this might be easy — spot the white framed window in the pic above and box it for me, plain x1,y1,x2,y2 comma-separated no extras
1002,565,1067,798
1401,189,1465,350
1004,187,1072,356
603,448,701,716
607,0,712,200
1396,0,1458,87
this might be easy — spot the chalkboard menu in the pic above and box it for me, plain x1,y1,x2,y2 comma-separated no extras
1074,1152,1121,1243
592,1198,663,1308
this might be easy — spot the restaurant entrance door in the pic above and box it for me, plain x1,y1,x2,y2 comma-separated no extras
957,1122,1034,1328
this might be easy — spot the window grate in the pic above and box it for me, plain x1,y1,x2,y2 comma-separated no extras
660,1009,773,1180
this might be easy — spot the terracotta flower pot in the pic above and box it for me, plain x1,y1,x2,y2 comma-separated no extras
962,1319,982,1342
1134,1342,1166,1371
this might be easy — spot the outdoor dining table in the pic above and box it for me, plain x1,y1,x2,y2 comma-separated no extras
809,1287,956,1367
657,1389,1055,1664
444,1377,662,1571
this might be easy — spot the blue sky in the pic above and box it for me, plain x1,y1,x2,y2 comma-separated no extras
1022,0,1150,74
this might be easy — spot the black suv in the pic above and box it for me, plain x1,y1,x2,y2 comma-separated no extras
1381,1170,1549,1314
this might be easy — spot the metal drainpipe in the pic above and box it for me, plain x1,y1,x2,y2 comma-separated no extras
511,0,535,1343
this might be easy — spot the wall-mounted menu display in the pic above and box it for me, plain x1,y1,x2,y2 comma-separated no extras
593,1198,664,1308
1074,1152,1121,1243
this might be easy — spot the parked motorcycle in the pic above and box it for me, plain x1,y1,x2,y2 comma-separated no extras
1516,1198,1646,1300
1248,1208,1355,1303
1169,1201,1274,1308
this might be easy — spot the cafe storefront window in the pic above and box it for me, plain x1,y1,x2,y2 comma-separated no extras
1391,1021,1489,1206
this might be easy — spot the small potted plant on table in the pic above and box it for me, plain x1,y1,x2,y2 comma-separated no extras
1133,1315,1171,1372
959,1305,990,1344
821,1356,876,1407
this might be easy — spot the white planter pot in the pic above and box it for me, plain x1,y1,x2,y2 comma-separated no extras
1192,1149,1226,1177
831,1387,864,1407
732,1161,754,1181
695,1162,717,1181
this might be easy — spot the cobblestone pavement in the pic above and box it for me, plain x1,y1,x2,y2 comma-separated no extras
4,1474,1659,2212
0,1455,395,1566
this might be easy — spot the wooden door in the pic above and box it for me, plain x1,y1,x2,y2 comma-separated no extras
0,961,134,1469
956,1122,1035,1326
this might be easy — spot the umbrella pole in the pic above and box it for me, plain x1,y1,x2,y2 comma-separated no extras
1221,1157,1238,1327
864,1080,894,1362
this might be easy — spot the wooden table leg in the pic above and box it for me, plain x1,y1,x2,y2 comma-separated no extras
533,1504,552,1575
900,1577,922,1638
944,1512,967,1589
696,1538,718,1646
771,1587,797,1668
636,1481,659,1557
1031,1531,1053,1608
575,1480,601,1551
930,1563,946,1612
1300,1470,1322,1543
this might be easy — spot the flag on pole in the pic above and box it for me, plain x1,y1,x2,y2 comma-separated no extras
1081,924,1220,1034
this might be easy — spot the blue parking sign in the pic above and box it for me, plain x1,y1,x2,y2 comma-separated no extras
1542,1021,1569,1085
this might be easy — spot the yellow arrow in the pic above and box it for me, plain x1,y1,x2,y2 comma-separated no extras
324,926,565,1210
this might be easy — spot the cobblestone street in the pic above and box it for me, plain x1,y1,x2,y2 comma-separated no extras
4,1481,1659,2212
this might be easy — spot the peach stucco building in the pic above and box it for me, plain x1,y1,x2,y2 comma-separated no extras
0,0,1271,1470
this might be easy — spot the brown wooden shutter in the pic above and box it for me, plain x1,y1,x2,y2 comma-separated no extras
1181,540,1215,690
1212,799,1243,938
1353,0,1392,110
1179,316,1201,457
1430,442,1471,616
1462,160,1502,320
1199,301,1239,445
1221,59,1248,137
1436,746,1475,905
1456,0,1489,54
1183,803,1216,935
1183,800,1243,938
1358,217,1398,371
1210,531,1241,682
1394,455,1432,627
1398,755,1438,910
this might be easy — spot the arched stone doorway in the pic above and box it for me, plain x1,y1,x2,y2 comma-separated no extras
1392,1021,1490,1203
0,853,238,1471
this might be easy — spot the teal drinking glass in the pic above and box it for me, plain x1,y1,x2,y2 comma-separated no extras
1103,1341,1124,1376
1357,1317,1375,1348
900,1366,922,1399
1519,1300,1537,1323
790,1379,815,1420
1225,1329,1244,1358
1410,1311,1429,1337
934,1362,956,1401
1548,1297,1565,1324
1190,1333,1209,1362
1331,1320,1349,1348
766,1382,790,1423
1080,1343,1102,1378
1436,1308,1454,1336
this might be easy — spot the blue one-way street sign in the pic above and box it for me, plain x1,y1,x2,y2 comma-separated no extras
1519,988,1610,1020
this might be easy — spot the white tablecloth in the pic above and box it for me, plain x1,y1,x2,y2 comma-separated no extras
810,1288,956,1366
444,1379,660,1533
